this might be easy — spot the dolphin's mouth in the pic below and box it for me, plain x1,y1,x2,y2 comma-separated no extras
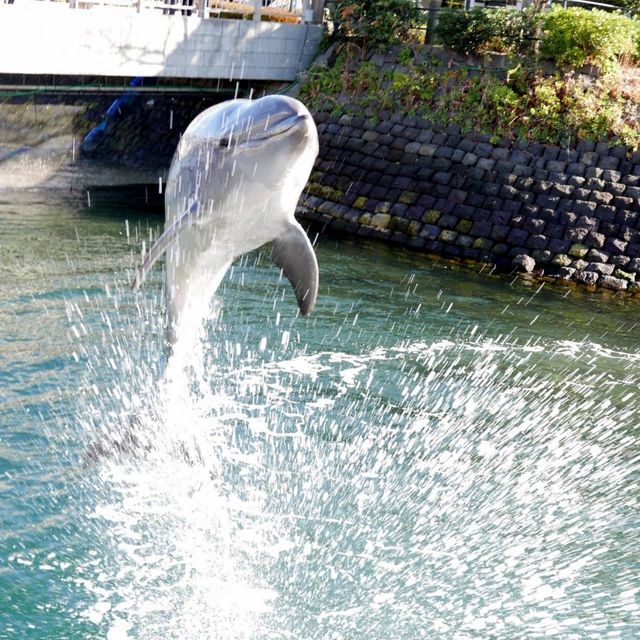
241,113,309,147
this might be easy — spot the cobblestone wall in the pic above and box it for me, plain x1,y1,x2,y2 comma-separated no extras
297,111,640,294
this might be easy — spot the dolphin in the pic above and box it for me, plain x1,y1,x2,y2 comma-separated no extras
132,95,320,342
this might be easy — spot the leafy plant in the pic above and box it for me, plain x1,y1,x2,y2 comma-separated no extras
435,8,496,56
540,7,640,73
330,0,425,48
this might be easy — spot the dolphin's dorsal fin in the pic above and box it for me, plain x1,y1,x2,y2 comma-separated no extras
132,201,200,291
271,220,319,316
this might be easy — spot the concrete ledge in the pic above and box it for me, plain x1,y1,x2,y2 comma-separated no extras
0,3,323,81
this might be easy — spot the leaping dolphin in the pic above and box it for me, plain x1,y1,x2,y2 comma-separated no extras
132,95,320,342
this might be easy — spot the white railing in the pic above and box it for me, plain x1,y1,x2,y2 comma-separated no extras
4,0,318,21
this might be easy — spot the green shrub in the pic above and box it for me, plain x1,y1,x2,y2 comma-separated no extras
435,7,542,57
540,7,640,72
435,8,495,56
485,7,542,55
330,0,424,48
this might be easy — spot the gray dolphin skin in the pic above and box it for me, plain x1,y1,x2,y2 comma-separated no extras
132,95,320,341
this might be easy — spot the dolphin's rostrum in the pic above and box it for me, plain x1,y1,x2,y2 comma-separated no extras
132,95,320,342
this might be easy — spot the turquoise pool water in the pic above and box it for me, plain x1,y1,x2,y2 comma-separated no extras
0,189,638,639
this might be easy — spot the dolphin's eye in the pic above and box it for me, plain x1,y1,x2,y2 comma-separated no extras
219,137,229,149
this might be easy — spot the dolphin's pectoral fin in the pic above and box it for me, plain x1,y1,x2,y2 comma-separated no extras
132,201,200,291
271,221,319,316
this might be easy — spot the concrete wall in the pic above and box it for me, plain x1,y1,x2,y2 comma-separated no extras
0,2,323,81
298,111,640,295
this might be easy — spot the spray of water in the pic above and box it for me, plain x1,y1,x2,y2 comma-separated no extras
56,236,639,640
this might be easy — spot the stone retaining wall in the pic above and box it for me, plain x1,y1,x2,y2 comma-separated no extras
297,111,640,294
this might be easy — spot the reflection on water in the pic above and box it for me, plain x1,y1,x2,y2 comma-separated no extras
0,191,639,639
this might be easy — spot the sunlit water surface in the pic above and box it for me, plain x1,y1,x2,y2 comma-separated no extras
1,190,639,639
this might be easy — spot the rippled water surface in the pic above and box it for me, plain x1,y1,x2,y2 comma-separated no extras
1,190,639,639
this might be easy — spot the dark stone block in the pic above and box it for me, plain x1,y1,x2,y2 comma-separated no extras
466,193,486,208
533,180,553,194
576,215,598,230
576,139,596,152
574,200,597,216
439,213,459,228
457,204,477,219
539,208,558,222
508,228,529,245
625,185,640,199
485,197,504,211
406,206,424,220
433,171,451,185
546,160,567,173
621,226,640,243
523,218,546,234
613,196,634,210
565,228,589,242
545,223,564,239
527,234,549,250
467,167,486,182
471,220,492,236
536,194,560,209
503,200,521,214
602,169,622,183
496,160,514,175
475,142,493,158
510,149,532,165
595,205,617,222
590,191,614,206
491,210,511,224
543,146,560,161
473,208,492,221
477,158,496,171
548,238,570,253
513,165,535,178
432,158,453,172
390,203,408,217
423,239,444,253
491,147,510,160
616,210,638,226
585,262,614,275
491,224,510,241
458,138,477,153
370,186,388,200
605,238,628,255
585,231,606,248
597,155,620,171
600,274,628,290
500,185,519,200
420,224,441,240
574,270,599,285
601,222,620,236
435,146,455,160
587,249,610,263
550,183,574,198
417,194,436,208
393,176,415,189
442,244,462,257
611,255,631,267
482,182,501,197
435,197,455,213
627,243,640,258
432,133,448,145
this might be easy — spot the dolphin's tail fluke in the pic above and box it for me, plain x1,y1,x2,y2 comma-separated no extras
271,220,319,316
132,200,200,291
